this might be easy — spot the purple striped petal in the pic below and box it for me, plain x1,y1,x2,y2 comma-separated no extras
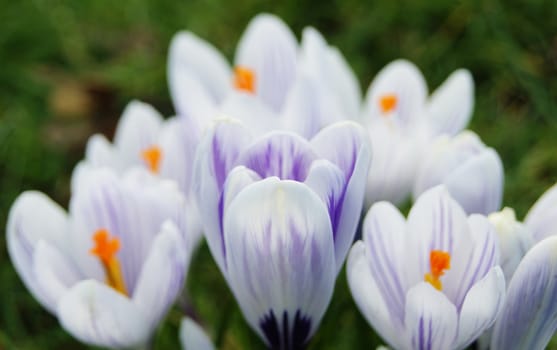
361,202,408,327
491,236,557,350
524,183,557,243
455,266,505,349
347,241,404,350
192,119,251,271
223,178,335,348
238,131,317,181
404,283,458,350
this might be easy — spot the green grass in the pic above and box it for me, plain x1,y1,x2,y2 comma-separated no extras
1,0,557,348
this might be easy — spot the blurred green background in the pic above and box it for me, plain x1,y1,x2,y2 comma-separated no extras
1,0,556,348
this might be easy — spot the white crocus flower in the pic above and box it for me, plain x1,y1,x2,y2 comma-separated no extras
7,168,193,348
74,100,202,247
362,59,474,206
413,131,503,215
168,14,360,137
347,186,506,350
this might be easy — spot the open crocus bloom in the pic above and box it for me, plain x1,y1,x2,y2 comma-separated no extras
490,236,557,350
413,131,503,215
168,13,360,138
75,100,202,245
362,59,474,206
347,186,505,350
7,168,192,348
193,118,370,348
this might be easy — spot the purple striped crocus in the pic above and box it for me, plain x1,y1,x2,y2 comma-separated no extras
347,185,506,350
7,168,194,348
193,118,370,349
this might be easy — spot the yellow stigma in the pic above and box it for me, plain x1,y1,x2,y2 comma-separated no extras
141,145,162,173
379,93,397,114
424,250,451,291
90,229,128,296
233,66,256,93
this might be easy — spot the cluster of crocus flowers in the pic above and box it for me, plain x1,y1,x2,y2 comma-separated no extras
6,11,557,350
7,168,194,348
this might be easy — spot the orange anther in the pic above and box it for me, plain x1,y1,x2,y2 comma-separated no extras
379,94,397,114
90,229,120,264
90,229,128,296
141,145,162,173
233,66,256,93
424,250,451,291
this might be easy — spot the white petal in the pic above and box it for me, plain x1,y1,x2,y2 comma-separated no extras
180,317,215,350
84,134,118,169
132,221,188,331
168,31,232,104
7,191,70,313
222,166,261,214
444,148,504,215
159,116,200,195
491,236,557,350
525,182,557,242
224,178,336,348
192,119,252,272
442,214,499,310
282,73,345,138
113,101,164,167
455,266,505,349
58,279,150,348
235,14,297,112
426,69,474,136
404,283,458,350
33,240,81,311
346,242,403,350
219,92,282,135
365,118,421,206
360,202,408,326
364,59,427,127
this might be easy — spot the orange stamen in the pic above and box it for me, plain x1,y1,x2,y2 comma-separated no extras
141,145,162,173
233,66,256,93
424,250,451,291
90,229,128,296
379,94,397,114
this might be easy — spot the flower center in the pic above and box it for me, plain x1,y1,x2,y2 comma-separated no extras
90,229,128,296
379,93,397,114
424,250,451,291
233,66,256,93
141,145,162,173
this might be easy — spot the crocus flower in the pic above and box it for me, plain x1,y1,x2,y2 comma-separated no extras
168,14,360,138
413,131,503,215
362,59,474,206
7,168,193,348
524,182,557,242
75,100,202,244
490,236,557,350
193,118,370,348
347,186,505,350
